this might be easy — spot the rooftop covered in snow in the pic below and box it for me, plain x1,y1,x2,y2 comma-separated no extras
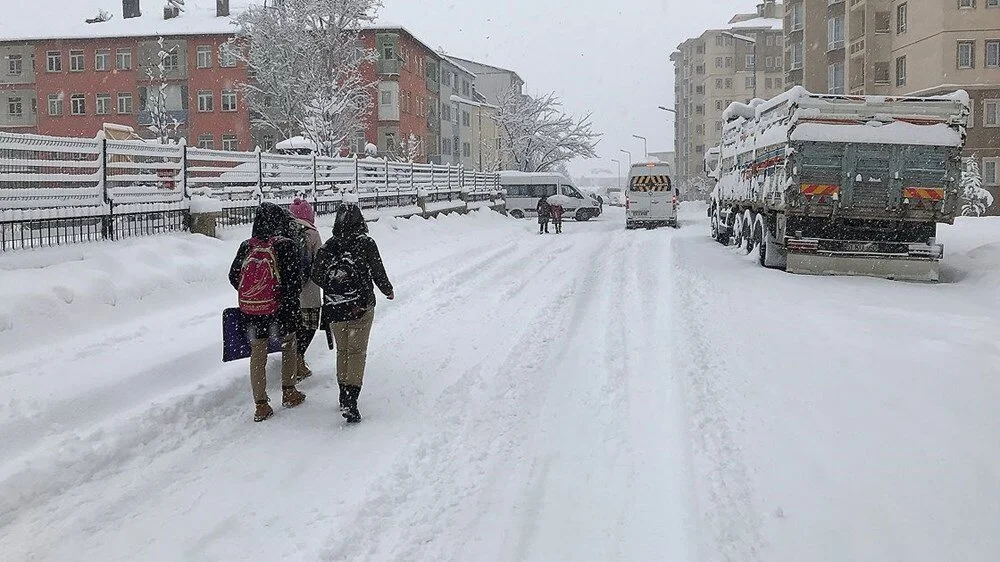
0,0,254,42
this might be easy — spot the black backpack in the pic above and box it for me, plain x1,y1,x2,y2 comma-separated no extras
316,238,369,317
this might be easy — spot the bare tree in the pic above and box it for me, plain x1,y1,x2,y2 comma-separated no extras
144,37,181,145
233,0,381,156
496,87,601,172
388,133,422,163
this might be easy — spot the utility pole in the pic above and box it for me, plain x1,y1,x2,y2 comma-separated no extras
632,134,648,159
619,149,632,169
610,158,621,191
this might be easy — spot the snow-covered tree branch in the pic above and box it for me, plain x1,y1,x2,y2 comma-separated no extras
144,36,181,145
496,87,601,172
961,156,995,217
233,0,381,156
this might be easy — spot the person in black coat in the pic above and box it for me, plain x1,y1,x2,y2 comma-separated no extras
228,202,306,422
536,196,551,234
311,203,394,422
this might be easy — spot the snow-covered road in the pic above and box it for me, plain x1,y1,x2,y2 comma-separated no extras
1,206,998,561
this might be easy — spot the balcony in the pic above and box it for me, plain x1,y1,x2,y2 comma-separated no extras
377,59,400,76
137,109,187,127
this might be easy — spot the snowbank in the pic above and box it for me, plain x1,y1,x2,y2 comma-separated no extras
188,196,224,214
791,121,963,147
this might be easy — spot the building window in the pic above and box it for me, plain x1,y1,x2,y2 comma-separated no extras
198,90,214,112
989,0,999,7
985,40,1000,68
442,137,452,155
48,93,62,115
983,159,999,186
790,3,804,30
70,93,86,115
716,120,723,131
197,45,212,69
222,134,238,151
696,85,705,94
96,93,111,115
828,62,845,94
462,80,471,97
219,44,237,67
116,48,132,70
197,134,214,149
766,56,775,68
70,50,84,72
725,57,733,68
724,78,733,89
46,51,61,72
95,49,110,71
696,104,705,115
441,104,451,121
117,92,133,114
985,100,1000,127
31,98,37,115
745,77,754,89
897,3,907,34
380,90,392,106
8,96,22,117
715,35,724,46
895,55,907,87
791,42,803,69
221,89,237,112
828,16,845,50
8,53,23,76
958,41,976,69
715,57,722,68
462,111,470,127
765,77,773,89
462,142,471,158
696,64,705,74
715,78,723,89
958,0,974,7
716,100,724,110
162,51,180,72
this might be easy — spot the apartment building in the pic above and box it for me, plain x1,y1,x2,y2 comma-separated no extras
445,56,525,107
671,1,785,188
0,0,252,151
786,0,1000,208
443,55,520,170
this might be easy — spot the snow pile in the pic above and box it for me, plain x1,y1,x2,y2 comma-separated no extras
189,195,224,214
790,122,963,147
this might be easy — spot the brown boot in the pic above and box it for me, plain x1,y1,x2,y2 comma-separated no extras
254,401,274,422
296,355,313,383
282,386,306,408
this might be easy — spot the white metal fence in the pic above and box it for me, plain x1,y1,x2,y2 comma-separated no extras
0,131,503,251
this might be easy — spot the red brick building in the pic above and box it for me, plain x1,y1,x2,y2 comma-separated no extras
359,26,441,163
0,0,253,151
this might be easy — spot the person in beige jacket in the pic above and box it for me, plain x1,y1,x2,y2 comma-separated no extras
289,198,324,381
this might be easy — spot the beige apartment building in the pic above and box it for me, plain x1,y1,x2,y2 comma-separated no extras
671,1,785,188
785,0,1000,208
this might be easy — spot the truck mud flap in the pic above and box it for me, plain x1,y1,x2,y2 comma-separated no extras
786,253,940,282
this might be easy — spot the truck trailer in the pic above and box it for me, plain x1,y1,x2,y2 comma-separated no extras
705,87,969,282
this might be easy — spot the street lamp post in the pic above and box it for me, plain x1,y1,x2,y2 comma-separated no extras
657,106,677,114
632,134,648,159
723,31,758,101
619,149,632,169
610,158,622,191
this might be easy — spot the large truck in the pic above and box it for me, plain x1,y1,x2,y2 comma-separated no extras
705,87,969,282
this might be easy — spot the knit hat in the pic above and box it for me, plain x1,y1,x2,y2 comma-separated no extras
289,197,315,225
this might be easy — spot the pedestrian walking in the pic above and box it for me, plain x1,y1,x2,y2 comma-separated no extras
229,202,307,422
288,197,323,382
311,203,394,423
536,196,551,234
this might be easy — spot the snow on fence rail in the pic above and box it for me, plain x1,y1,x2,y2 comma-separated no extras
0,131,503,251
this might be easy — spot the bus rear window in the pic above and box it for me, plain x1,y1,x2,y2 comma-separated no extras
630,175,672,192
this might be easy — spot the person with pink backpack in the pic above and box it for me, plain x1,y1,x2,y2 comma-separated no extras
228,202,307,422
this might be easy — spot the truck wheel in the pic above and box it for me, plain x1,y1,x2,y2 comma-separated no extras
744,211,757,254
576,209,592,221
753,217,765,266
510,209,525,219
711,215,719,239
733,212,745,249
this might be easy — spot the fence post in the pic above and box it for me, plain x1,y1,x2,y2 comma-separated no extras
255,146,263,201
447,165,452,191
312,152,318,200
99,135,114,241
410,161,415,191
354,156,360,194
179,137,188,200
385,159,390,192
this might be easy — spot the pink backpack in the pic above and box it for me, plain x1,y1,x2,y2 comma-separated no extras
238,237,282,315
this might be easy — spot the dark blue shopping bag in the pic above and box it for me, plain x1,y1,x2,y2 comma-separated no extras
222,308,283,362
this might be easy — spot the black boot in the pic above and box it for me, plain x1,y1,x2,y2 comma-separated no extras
338,384,349,410
342,385,362,423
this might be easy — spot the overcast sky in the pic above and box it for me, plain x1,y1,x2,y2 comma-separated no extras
379,0,760,176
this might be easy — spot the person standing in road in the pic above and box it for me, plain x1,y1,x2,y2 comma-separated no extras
550,200,565,234
536,196,551,234
229,202,307,423
289,198,324,383
311,203,394,423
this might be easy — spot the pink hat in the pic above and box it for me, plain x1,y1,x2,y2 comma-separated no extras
289,198,315,225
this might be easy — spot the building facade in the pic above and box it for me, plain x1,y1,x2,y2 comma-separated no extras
671,1,785,188
0,1,252,151
785,0,1000,209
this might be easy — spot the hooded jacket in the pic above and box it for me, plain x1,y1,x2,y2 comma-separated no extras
294,217,324,309
311,204,393,325
228,202,303,323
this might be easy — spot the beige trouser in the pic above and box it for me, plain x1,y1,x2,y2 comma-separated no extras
330,308,375,387
249,333,297,403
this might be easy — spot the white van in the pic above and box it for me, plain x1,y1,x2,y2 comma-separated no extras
500,172,602,221
626,162,678,229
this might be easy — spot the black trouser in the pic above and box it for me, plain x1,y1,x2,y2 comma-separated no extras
553,216,563,233
539,216,550,233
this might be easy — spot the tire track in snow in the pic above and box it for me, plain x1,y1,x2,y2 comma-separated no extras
670,239,766,562
318,229,624,562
